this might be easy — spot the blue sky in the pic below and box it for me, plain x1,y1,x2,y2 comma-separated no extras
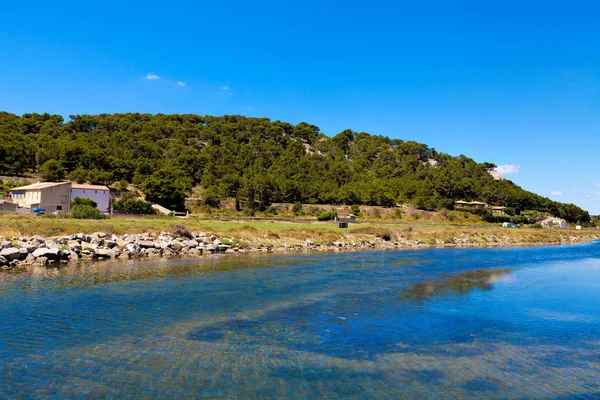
1,1,599,213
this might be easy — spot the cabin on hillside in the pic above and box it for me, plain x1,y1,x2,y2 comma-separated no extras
455,200,487,210
336,214,356,229
538,217,569,229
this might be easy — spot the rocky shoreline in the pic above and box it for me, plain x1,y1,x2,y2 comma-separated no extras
1,229,599,270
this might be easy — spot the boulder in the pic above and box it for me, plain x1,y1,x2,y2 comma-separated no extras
137,240,156,249
67,240,82,252
0,248,23,262
0,256,6,266
82,242,98,252
32,248,61,261
18,242,38,253
1,241,13,249
104,240,118,249
169,241,183,251
213,239,222,246
95,249,114,259
183,239,199,248
126,243,140,253
189,248,201,256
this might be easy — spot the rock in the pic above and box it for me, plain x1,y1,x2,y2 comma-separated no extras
183,239,199,248
137,240,156,249
225,248,236,254
32,248,61,261
104,240,118,249
209,235,218,242
213,239,222,246
333,242,343,247
67,240,82,252
96,232,107,239
1,241,13,249
18,242,38,253
0,248,23,262
170,241,183,251
82,242,98,252
216,244,231,252
205,244,216,252
0,256,7,266
188,248,201,256
95,249,114,259
126,243,140,253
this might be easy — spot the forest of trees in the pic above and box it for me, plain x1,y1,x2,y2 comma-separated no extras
0,112,591,223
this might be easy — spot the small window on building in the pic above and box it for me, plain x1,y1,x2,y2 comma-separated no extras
56,206,62,211
95,190,98,194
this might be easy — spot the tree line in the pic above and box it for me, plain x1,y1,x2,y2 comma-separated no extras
0,111,590,223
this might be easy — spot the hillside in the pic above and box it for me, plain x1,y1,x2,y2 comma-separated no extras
0,112,590,223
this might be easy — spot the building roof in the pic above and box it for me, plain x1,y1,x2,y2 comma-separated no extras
9,182,70,191
72,183,110,191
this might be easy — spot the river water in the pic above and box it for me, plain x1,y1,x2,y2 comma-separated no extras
1,243,600,398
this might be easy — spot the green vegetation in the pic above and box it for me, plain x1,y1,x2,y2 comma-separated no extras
72,197,97,208
316,211,337,221
0,112,590,223
71,204,106,219
113,198,156,215
0,179,30,197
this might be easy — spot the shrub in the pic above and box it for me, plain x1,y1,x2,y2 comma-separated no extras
113,198,156,214
72,197,97,208
351,204,361,216
116,180,129,191
266,205,279,215
172,224,193,239
292,202,303,215
71,204,107,219
317,211,336,221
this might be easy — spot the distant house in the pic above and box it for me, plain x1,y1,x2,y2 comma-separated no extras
71,184,110,213
0,200,17,212
538,217,569,229
336,214,356,229
455,201,487,210
9,182,72,213
490,206,506,216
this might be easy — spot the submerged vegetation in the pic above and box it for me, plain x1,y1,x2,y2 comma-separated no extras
0,112,590,223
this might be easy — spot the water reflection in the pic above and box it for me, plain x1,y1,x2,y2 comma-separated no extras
401,268,513,300
1,245,600,398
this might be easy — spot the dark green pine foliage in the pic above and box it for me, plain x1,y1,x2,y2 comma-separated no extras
0,112,590,222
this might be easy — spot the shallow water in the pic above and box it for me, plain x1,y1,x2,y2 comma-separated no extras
2,243,600,398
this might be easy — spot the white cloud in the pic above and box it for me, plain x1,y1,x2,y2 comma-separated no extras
595,183,600,188
146,73,161,80
246,106,253,110
551,191,563,196
177,81,186,87
222,86,229,91
495,164,520,175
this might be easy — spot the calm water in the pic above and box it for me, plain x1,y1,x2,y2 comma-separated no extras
2,243,600,399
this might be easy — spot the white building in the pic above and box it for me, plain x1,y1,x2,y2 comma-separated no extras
71,184,110,213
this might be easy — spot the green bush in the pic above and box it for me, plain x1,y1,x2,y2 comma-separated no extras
72,197,97,208
351,204,361,216
113,198,156,214
71,204,107,219
317,211,336,221
292,202,303,215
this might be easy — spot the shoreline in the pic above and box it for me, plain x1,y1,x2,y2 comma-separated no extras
1,228,599,270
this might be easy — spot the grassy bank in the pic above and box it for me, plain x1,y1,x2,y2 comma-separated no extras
1,213,598,249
